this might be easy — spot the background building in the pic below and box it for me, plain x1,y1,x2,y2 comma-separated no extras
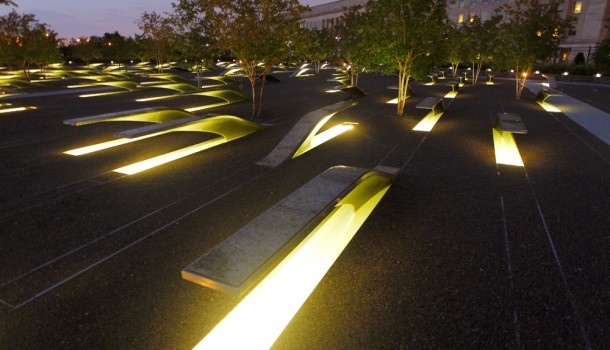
301,0,610,63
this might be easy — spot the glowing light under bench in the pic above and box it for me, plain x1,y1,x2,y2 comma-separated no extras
492,128,524,166
63,133,164,156
113,137,225,175
292,111,357,159
412,111,443,132
193,171,393,349
0,106,36,114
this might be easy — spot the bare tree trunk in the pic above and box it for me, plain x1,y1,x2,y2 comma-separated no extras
250,77,257,118
397,67,409,117
452,63,458,77
256,71,267,118
515,67,520,100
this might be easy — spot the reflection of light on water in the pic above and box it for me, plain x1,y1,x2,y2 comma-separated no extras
194,172,392,350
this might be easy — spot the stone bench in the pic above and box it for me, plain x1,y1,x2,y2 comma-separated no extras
534,88,561,104
446,80,460,93
493,112,528,134
416,97,445,116
63,107,186,126
181,165,396,295
256,100,358,167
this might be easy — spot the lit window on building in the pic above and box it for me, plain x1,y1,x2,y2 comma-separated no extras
458,13,464,23
562,50,571,61
469,13,476,22
574,1,582,14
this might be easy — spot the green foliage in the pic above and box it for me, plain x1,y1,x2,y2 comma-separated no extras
101,31,132,66
333,5,368,85
0,10,60,80
170,0,217,85
207,0,307,118
494,0,572,98
593,37,610,74
364,0,449,116
137,11,175,72
293,27,335,73
461,14,502,84
70,36,102,65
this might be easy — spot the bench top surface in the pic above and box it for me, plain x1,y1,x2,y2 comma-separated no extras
416,97,442,109
63,107,167,125
116,115,208,138
495,112,528,134
182,166,369,293
256,100,357,167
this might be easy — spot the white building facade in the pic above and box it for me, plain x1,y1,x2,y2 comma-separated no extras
301,0,610,63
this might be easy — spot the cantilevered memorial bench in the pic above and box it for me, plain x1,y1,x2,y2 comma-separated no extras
181,165,397,295
256,100,358,168
493,112,528,134
63,107,196,126
387,84,415,97
416,96,445,116
534,88,561,104
446,80,460,93
426,74,438,84
335,85,366,99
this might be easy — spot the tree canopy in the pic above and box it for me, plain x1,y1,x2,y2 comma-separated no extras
364,0,449,116
206,0,307,118
0,10,60,79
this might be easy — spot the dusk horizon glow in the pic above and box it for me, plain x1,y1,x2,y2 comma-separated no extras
0,0,334,39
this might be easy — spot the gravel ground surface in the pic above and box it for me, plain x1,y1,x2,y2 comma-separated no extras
0,69,608,349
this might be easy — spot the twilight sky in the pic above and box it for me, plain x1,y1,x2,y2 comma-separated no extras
0,0,334,39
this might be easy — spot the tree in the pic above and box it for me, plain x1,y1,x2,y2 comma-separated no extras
293,27,334,74
0,10,60,80
137,11,175,73
170,0,217,87
1,0,17,6
445,23,468,77
101,31,130,67
462,14,502,85
333,5,368,86
207,0,307,118
593,37,610,74
364,0,449,117
494,0,571,99
70,36,102,65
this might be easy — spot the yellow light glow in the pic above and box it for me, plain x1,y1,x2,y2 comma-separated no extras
386,98,398,104
486,81,494,85
541,82,550,87
135,94,178,102
113,137,226,175
537,101,561,113
492,128,524,166
425,82,435,86
185,103,228,113
413,111,443,132
63,133,164,156
293,111,355,158
444,91,458,99
310,123,355,149
0,106,35,114
194,171,392,350
325,89,341,93
79,91,128,98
